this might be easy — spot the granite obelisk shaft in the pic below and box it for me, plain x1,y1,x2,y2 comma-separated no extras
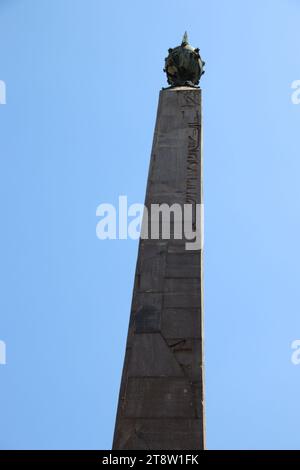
113,87,205,450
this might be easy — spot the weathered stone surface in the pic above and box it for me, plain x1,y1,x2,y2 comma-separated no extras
163,293,201,309
166,338,203,382
127,333,184,377
165,253,200,278
131,293,163,315
164,278,200,293
137,243,166,293
114,419,204,451
134,306,161,334
121,377,197,418
161,309,202,338
113,87,204,450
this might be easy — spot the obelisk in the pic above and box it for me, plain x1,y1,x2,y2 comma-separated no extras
113,33,205,450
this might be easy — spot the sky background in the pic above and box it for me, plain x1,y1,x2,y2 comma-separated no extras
1,0,300,450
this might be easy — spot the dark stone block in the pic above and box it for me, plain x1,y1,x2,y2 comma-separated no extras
161,309,202,338
113,418,204,450
166,253,201,278
122,377,196,419
127,333,184,377
164,278,200,293
163,293,201,309
167,338,203,382
134,306,161,334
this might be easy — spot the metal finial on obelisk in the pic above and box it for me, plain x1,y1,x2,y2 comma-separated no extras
182,31,189,45
164,32,205,88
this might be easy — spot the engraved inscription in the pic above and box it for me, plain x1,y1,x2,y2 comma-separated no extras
186,112,200,206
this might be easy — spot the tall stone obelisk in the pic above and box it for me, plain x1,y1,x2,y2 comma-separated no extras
113,33,205,450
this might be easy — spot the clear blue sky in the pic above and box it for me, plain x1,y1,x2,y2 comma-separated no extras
1,0,300,450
